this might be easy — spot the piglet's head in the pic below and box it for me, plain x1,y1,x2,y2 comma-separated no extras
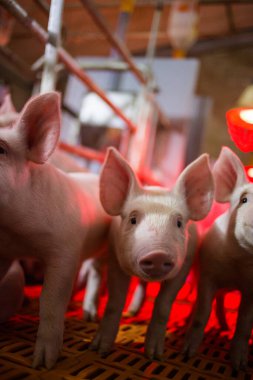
100,148,214,282
0,92,60,166
213,146,253,250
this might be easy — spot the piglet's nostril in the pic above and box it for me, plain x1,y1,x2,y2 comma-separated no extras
141,260,153,268
139,252,174,279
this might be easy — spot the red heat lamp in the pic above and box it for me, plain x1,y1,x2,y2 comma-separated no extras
245,165,253,182
226,107,253,152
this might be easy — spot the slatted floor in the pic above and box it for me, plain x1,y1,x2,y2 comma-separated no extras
0,283,252,380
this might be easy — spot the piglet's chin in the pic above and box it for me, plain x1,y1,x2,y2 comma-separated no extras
235,225,253,250
240,232,253,250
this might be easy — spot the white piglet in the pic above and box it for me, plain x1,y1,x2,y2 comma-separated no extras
183,146,253,370
0,92,110,369
91,147,214,359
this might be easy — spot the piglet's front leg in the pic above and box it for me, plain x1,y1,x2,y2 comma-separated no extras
183,277,216,358
230,294,253,371
90,252,130,355
33,254,79,369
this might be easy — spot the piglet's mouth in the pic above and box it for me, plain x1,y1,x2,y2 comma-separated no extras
140,271,170,282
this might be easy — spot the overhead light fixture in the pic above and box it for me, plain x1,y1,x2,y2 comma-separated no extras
167,0,199,58
226,107,253,152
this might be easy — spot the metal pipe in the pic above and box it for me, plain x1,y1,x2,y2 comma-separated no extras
79,0,147,85
72,59,147,73
79,59,130,71
40,0,64,93
59,141,105,163
110,10,131,91
146,0,163,72
118,129,131,157
1,0,137,133
34,58,147,74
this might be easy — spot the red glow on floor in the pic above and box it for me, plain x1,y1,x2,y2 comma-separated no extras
23,277,240,341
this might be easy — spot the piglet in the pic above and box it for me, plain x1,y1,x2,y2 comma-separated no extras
90,147,214,358
0,92,110,369
0,92,104,323
183,146,253,370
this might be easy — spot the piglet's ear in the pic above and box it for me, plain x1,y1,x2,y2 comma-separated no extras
17,92,61,164
0,94,16,114
174,154,214,221
213,146,247,203
100,147,141,216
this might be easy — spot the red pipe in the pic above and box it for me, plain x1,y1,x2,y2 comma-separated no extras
138,169,163,187
59,141,105,163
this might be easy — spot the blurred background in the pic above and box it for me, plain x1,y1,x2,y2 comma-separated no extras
1,0,253,183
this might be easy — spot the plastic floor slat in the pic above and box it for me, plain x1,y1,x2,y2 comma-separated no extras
0,285,252,379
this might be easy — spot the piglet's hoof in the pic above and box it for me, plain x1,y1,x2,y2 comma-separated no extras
33,331,62,369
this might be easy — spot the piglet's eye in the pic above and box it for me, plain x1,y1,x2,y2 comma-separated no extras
129,211,139,226
177,220,182,228
0,146,7,155
130,217,137,225
241,197,248,204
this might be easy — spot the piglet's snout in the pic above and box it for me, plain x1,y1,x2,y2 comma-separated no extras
139,252,174,279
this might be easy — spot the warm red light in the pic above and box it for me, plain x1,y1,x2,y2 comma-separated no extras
226,107,253,152
245,166,253,182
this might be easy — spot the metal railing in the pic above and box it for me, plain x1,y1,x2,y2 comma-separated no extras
1,0,163,185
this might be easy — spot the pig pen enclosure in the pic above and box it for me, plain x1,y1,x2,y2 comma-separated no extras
0,1,253,380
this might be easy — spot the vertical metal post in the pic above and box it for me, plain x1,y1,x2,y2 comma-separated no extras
145,0,163,92
146,0,163,72
40,0,64,93
110,0,135,91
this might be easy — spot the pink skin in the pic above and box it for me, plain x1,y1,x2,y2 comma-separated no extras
183,147,253,371
90,147,214,359
0,93,101,323
0,92,110,369
0,95,25,319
